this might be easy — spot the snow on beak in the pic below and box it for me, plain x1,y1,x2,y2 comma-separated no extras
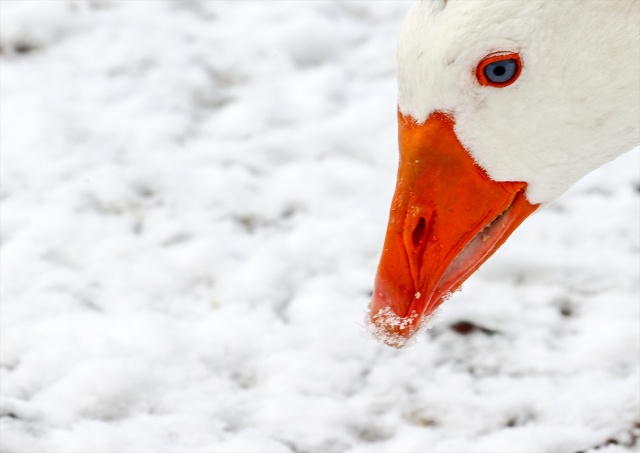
368,112,539,347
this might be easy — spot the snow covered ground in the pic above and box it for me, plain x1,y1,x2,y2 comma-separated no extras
1,1,638,452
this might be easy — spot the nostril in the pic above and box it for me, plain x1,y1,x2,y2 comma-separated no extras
412,217,427,248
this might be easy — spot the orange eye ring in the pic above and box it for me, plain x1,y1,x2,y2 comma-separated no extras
476,52,522,88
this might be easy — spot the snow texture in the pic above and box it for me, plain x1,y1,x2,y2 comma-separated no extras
1,1,638,452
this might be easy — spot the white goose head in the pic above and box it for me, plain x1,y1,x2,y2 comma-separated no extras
368,0,640,347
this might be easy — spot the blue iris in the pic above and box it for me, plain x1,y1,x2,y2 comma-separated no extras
484,59,518,84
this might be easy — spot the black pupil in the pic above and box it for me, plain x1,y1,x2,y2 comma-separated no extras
493,65,506,76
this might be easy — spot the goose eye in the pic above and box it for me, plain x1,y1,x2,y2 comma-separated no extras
476,53,522,87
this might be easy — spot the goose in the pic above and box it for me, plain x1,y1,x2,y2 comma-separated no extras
367,0,640,347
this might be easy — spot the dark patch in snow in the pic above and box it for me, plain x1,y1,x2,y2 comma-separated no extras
279,440,304,453
172,0,218,21
281,206,299,220
414,417,436,427
234,206,302,234
357,425,393,442
236,215,258,233
230,369,257,390
14,41,36,55
560,304,573,317
554,297,577,318
450,321,499,336
134,185,156,199
574,422,640,452
0,39,40,57
506,417,518,427
505,409,537,428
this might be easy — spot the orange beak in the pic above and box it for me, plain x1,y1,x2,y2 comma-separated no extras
368,112,539,347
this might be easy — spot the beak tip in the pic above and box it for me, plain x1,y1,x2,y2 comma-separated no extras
367,294,420,349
